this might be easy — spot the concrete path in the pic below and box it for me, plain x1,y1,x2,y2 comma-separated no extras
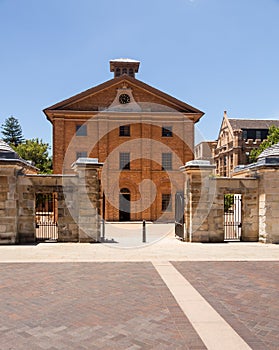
0,241,279,263
0,225,279,262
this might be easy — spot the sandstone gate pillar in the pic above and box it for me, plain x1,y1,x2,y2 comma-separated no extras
181,160,218,242
72,158,103,243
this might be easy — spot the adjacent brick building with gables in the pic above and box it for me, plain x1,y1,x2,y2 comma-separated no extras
44,59,204,221
214,111,279,177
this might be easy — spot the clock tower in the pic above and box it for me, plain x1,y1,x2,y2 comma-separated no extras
110,58,140,78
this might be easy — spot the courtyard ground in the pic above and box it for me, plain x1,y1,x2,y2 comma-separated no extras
0,223,278,349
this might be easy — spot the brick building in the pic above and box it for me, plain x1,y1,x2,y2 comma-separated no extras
214,111,279,177
44,59,204,221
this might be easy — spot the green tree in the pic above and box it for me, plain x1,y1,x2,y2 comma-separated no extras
224,194,234,212
1,116,24,146
249,125,279,163
15,138,52,174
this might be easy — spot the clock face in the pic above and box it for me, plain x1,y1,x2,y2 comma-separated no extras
119,93,131,104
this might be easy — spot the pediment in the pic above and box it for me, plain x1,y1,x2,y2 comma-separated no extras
44,75,204,122
216,113,234,148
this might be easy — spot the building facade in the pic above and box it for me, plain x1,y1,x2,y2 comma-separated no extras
44,59,204,221
214,111,279,177
194,141,217,164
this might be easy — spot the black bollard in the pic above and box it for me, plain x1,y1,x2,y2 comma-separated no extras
142,220,146,243
102,219,105,241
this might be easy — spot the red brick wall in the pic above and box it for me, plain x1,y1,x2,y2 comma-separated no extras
51,87,195,221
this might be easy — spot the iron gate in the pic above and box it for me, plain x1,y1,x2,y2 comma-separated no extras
224,194,242,241
35,193,58,241
175,191,184,239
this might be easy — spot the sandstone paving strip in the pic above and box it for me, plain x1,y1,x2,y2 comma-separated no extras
172,261,279,350
153,261,252,350
1,238,279,262
0,262,206,350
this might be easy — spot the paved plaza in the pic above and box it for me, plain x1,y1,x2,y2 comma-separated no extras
0,224,279,349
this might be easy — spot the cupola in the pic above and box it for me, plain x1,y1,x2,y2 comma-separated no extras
110,58,140,78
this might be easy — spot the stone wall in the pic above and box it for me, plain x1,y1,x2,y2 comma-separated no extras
183,163,216,242
17,175,80,243
182,159,279,243
181,161,259,243
256,167,279,243
212,178,259,242
72,160,102,242
2,154,279,244
0,159,102,244
0,165,19,243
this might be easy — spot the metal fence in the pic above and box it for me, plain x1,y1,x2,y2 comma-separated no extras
35,193,58,241
224,194,242,241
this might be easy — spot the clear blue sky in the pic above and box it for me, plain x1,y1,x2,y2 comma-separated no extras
1,0,279,147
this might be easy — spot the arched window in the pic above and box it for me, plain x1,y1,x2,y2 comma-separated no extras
122,68,127,75
120,188,130,194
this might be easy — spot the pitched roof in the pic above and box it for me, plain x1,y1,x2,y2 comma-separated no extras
43,75,204,122
0,140,20,159
0,139,38,172
229,119,279,130
258,142,279,159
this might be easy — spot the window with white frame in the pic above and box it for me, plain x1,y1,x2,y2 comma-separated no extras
76,151,87,160
76,124,87,136
162,153,172,170
120,152,130,170
162,194,172,211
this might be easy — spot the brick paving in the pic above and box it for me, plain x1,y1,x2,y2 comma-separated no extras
0,263,205,350
172,261,279,350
